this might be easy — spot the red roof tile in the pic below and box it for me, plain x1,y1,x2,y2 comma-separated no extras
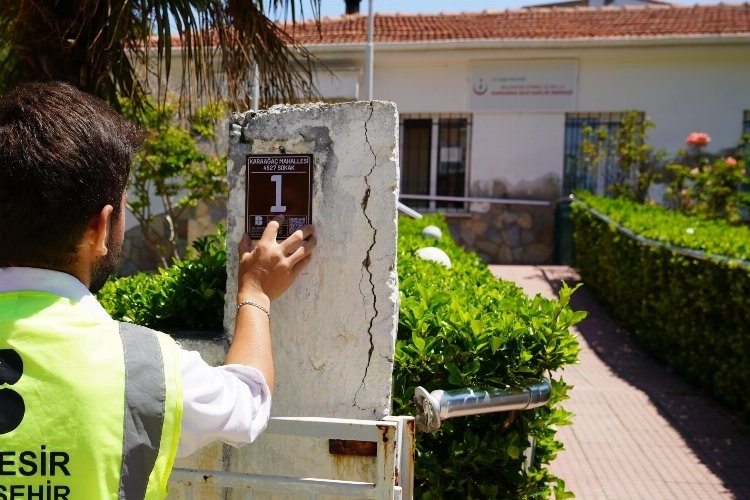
282,4,750,44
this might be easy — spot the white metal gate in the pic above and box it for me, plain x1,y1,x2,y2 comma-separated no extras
168,416,415,500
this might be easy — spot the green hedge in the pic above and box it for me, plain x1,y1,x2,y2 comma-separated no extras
98,229,227,333
572,191,750,417
100,216,584,498
395,215,581,499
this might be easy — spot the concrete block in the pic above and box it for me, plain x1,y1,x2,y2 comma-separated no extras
225,101,400,420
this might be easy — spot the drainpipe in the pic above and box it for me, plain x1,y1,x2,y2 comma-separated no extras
251,60,260,111
414,379,552,432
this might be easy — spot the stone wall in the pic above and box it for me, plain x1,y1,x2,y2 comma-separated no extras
120,197,558,273
446,202,556,265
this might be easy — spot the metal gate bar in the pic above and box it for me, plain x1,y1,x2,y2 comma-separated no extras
169,468,393,498
169,416,414,500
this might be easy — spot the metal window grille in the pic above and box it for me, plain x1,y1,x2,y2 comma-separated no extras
739,111,750,193
563,112,639,196
400,114,471,212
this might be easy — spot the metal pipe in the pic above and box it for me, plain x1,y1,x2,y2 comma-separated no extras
302,34,748,53
414,379,552,432
397,202,423,219
400,193,551,207
251,60,260,111
364,0,374,100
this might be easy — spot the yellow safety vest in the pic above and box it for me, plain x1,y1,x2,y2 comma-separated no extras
0,291,183,499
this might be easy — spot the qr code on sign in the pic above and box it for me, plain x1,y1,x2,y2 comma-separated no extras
288,217,307,233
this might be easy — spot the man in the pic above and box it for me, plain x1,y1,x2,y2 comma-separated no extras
0,81,316,498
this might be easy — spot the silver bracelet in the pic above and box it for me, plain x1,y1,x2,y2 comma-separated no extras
236,300,270,320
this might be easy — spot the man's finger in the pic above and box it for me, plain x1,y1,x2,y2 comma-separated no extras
290,254,313,278
281,224,315,255
238,232,254,254
288,234,317,263
261,215,284,242
298,224,315,240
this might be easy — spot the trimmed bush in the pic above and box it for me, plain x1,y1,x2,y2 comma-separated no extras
100,216,584,498
395,214,582,499
98,228,226,333
572,191,750,417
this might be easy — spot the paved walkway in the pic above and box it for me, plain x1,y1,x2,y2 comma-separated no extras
489,265,750,500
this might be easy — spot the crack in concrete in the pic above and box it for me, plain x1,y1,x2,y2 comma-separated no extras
354,103,378,412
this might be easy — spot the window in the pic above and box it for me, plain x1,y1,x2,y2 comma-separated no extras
744,110,750,135
563,112,640,196
399,115,471,211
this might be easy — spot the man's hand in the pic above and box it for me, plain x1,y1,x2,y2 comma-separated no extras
237,215,317,304
229,215,315,388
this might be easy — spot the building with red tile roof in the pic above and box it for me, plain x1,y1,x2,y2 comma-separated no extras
288,4,750,44
285,4,750,264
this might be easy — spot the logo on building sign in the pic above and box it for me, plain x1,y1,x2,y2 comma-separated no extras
469,60,578,112
472,78,488,96
0,349,25,434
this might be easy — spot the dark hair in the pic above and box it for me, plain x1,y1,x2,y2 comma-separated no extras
0,81,142,268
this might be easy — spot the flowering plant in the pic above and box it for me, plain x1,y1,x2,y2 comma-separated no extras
685,131,711,148
666,132,750,224
579,111,664,202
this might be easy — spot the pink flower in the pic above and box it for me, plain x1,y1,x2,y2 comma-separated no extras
725,157,737,167
685,132,711,148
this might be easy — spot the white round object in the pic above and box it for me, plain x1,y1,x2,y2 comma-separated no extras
421,225,443,239
416,247,452,268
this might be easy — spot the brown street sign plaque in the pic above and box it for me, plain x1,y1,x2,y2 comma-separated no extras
245,154,313,240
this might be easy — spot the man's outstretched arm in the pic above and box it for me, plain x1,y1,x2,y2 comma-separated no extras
227,215,317,393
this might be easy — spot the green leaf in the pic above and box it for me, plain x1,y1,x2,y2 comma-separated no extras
412,332,426,353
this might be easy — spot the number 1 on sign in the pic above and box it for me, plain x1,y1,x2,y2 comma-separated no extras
270,174,287,213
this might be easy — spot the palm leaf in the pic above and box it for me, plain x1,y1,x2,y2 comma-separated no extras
0,0,321,115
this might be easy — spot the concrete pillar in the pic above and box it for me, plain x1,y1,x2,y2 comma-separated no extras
225,101,400,421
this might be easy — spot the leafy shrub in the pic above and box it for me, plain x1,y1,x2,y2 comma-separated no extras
574,191,750,259
665,132,750,225
120,98,228,266
394,214,583,499
99,227,227,334
579,110,664,202
100,216,584,497
572,191,750,417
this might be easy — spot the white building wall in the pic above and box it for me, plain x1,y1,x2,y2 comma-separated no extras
471,113,565,197
353,41,750,200
576,45,750,154
375,61,469,113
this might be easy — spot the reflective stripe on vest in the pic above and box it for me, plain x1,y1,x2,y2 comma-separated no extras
118,323,166,499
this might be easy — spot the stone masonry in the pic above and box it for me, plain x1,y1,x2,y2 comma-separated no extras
447,202,555,265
